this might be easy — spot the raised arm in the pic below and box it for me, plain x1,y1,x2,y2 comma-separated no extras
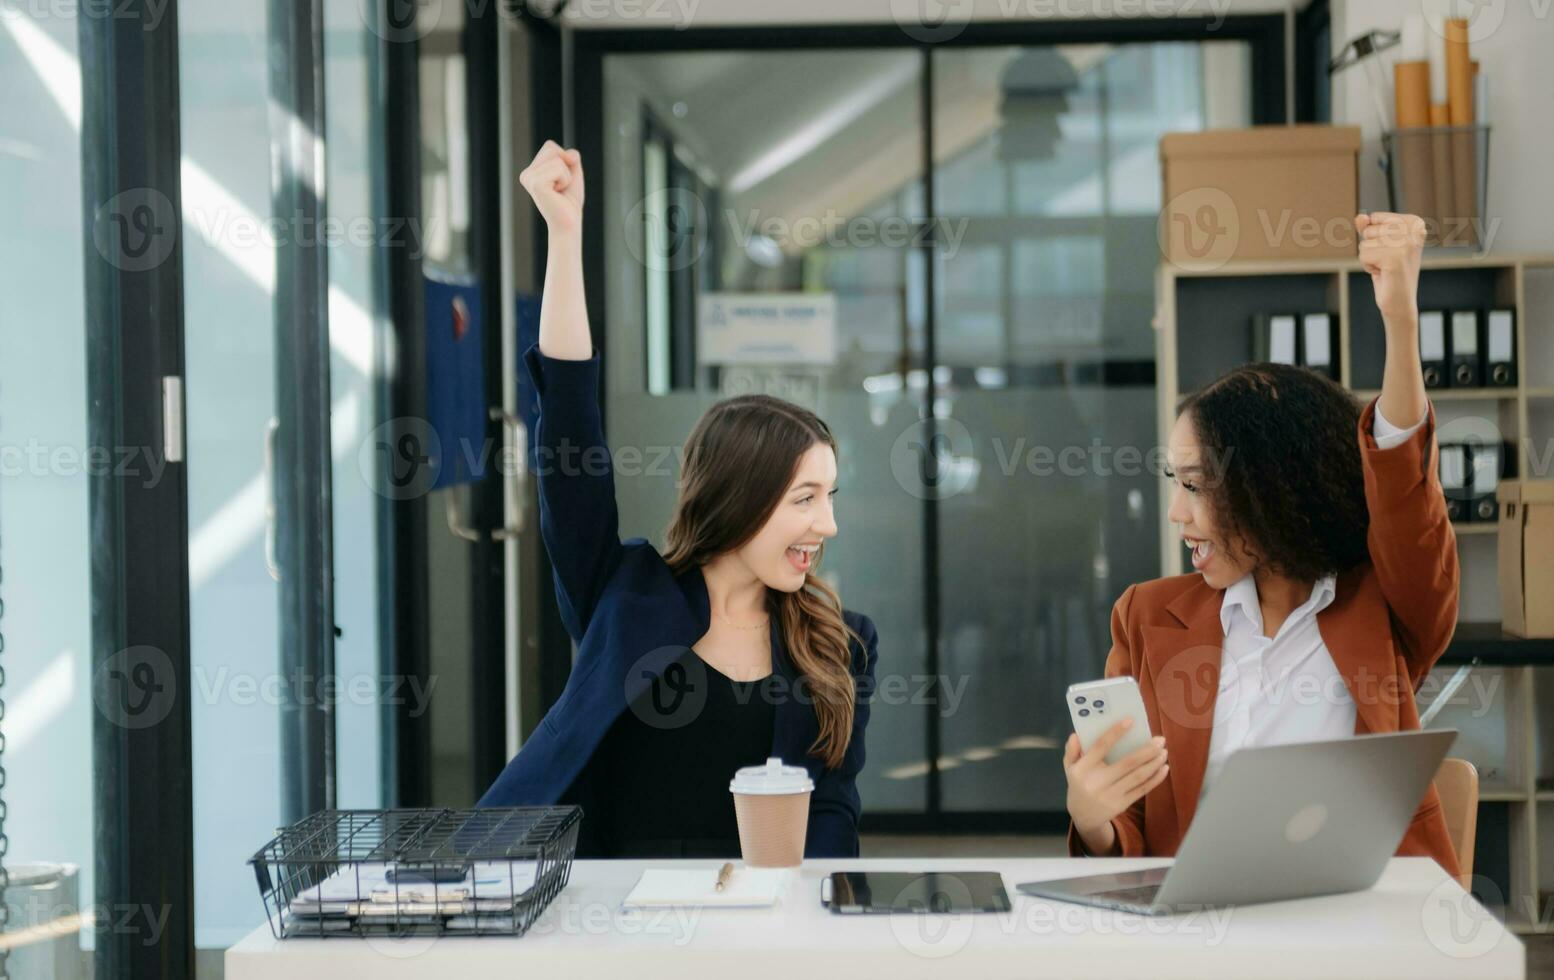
1354,213,1459,680
523,141,592,361
519,142,624,639
1357,212,1428,431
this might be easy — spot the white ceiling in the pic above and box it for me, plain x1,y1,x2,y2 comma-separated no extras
616,44,1128,246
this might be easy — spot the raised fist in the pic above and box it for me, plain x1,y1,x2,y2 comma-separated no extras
1356,212,1426,326
519,140,584,236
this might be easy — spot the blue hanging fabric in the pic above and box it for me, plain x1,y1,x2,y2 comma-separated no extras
424,270,486,489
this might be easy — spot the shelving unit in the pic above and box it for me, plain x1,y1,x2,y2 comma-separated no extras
1155,253,1554,934
1454,523,1498,535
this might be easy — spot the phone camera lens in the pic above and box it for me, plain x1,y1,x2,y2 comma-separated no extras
1093,700,1104,708
1078,708,1090,717
1074,696,1086,704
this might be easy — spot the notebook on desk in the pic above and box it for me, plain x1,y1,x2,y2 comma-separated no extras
621,867,792,909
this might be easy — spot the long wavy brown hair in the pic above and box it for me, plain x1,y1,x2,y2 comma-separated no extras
662,395,860,770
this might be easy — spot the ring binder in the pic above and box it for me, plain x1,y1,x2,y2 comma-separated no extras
1486,309,1517,386
1450,309,1481,387
1439,443,1469,522
1253,312,1299,366
1419,310,1447,388
1469,442,1501,522
1301,312,1339,380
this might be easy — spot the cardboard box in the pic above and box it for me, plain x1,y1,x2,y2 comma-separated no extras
1497,480,1554,638
1159,126,1362,267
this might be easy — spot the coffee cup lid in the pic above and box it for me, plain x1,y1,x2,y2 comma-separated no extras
729,757,814,795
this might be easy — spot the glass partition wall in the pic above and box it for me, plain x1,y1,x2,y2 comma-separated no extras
595,36,1254,825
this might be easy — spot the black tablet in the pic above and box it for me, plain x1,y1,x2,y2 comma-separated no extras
822,871,1012,914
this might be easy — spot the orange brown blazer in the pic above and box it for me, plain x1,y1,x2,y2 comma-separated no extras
1068,399,1461,880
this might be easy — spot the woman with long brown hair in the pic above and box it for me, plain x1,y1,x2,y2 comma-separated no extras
479,142,878,859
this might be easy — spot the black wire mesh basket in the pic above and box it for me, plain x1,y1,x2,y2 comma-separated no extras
250,806,582,938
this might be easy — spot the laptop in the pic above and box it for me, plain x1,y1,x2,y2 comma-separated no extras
1017,728,1457,915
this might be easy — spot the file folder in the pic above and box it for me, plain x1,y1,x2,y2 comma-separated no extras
1300,312,1338,380
1439,443,1469,522
1487,309,1517,387
1253,313,1299,365
1469,442,1502,523
1419,311,1447,389
1450,310,1482,388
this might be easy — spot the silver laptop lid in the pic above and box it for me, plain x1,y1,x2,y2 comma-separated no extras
1157,728,1458,909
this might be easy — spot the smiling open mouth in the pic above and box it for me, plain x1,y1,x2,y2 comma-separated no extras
786,544,819,573
1186,537,1215,570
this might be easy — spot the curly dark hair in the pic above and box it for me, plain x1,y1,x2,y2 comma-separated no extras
1179,363,1370,582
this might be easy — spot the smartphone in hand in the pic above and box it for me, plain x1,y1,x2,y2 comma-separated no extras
1066,677,1152,765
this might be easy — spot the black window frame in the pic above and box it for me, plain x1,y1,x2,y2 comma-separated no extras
569,16,1286,836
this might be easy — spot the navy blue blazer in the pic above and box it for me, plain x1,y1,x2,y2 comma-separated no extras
478,346,879,859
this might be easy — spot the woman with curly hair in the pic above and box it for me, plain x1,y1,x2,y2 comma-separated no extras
1062,212,1460,877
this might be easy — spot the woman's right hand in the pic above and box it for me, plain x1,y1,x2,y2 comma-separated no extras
1063,718,1169,855
524,141,592,361
519,140,585,237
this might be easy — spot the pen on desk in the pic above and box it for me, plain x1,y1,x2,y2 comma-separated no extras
715,862,733,892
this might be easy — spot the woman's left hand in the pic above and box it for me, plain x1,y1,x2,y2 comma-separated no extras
1361,212,1430,432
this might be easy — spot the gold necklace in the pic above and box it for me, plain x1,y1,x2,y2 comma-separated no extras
715,607,770,631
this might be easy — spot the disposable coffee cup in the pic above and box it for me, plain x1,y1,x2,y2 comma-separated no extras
729,757,813,868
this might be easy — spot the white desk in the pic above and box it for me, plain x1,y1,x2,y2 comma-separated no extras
226,857,1525,980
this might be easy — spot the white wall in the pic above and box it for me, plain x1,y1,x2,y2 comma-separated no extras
563,0,1301,30
1329,0,1554,254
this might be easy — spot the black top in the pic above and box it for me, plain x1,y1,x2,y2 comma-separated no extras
595,649,777,858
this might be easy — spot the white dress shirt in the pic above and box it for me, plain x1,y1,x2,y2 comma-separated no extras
1199,404,1425,800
